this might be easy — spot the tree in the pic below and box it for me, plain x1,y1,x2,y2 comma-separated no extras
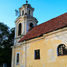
0,22,15,67
0,23,9,47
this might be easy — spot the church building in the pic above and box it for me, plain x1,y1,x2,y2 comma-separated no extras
11,1,67,67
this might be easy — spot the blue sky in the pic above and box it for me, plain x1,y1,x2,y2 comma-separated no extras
0,0,67,29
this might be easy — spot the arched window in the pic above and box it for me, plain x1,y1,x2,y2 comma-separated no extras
30,23,34,28
18,23,22,36
29,10,30,15
57,44,67,56
22,11,24,16
29,23,34,31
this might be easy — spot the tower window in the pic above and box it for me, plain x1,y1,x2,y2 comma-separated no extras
22,11,24,16
29,23,34,31
29,10,30,15
30,23,34,28
16,53,19,64
57,44,67,56
18,23,22,36
34,49,40,59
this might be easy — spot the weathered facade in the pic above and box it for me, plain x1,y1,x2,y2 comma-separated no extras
11,1,67,67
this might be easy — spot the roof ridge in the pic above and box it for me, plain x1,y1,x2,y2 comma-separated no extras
37,12,67,27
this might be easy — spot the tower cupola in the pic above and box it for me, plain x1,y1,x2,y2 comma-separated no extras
19,3,34,17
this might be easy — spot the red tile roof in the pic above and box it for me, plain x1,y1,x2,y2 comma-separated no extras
19,13,67,42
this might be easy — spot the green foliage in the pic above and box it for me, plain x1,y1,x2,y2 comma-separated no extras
0,22,15,67
0,23,9,47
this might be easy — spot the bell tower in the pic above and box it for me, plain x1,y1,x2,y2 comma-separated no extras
14,1,38,45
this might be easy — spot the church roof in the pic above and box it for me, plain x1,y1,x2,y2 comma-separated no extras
19,13,67,42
